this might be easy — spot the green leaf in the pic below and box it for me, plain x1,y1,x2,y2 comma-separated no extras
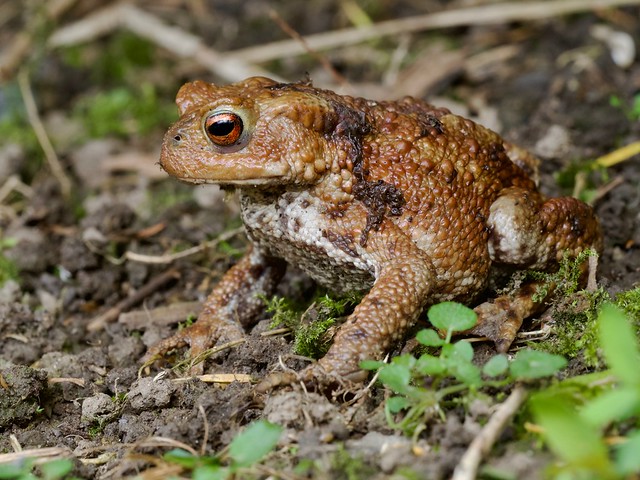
193,465,229,480
509,349,567,379
483,354,509,377
614,430,640,475
449,340,474,362
580,386,640,428
427,302,477,333
360,359,385,371
440,341,481,387
228,420,282,467
164,449,199,468
415,354,445,375
378,363,412,393
598,303,640,386
452,361,482,387
416,329,444,347
0,462,30,479
41,459,73,480
391,354,416,369
530,393,612,472
387,396,411,413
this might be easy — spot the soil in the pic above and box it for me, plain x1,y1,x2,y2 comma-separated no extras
1,1,639,479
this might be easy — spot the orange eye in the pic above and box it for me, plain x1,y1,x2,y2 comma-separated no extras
204,112,243,146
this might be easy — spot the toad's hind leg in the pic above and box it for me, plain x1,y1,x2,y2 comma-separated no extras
469,187,602,352
143,246,286,371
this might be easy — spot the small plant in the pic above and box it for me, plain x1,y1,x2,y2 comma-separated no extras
73,83,175,138
0,237,19,286
530,303,640,479
162,419,282,479
266,292,361,359
362,301,567,436
0,458,77,480
614,286,640,325
610,93,640,122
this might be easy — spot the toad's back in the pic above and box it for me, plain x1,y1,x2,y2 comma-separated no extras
233,84,539,301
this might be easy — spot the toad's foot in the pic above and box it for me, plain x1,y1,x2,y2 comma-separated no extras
467,282,544,352
142,318,246,374
142,247,286,373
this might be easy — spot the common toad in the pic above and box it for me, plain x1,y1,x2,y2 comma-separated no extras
147,76,602,386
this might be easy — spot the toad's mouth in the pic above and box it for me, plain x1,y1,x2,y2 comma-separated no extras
159,154,290,186
176,176,284,186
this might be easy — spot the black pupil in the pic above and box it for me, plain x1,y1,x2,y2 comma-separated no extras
208,119,237,137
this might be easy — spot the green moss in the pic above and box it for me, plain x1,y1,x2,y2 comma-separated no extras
61,32,155,84
265,291,361,359
541,288,608,366
614,286,640,325
523,251,607,365
530,249,598,303
73,83,176,138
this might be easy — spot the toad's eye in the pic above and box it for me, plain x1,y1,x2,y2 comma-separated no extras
204,112,243,146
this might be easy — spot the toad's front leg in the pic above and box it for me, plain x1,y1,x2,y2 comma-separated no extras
143,246,286,370
257,223,436,390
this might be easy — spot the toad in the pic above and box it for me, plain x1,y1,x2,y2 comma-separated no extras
146,76,602,387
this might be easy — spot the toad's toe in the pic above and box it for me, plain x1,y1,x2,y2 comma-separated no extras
468,299,524,353
143,318,245,372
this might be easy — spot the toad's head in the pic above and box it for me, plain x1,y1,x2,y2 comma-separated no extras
161,76,367,188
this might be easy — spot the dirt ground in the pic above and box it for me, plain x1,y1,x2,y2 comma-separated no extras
1,1,640,479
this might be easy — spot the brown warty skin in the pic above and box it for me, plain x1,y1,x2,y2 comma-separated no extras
146,76,602,389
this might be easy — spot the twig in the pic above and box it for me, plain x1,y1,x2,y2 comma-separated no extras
452,385,528,480
0,175,34,204
231,0,640,63
87,268,180,332
133,436,198,456
118,301,203,329
48,4,281,83
177,373,253,384
48,377,86,387
268,9,349,89
591,175,624,204
197,404,209,456
595,140,640,168
17,69,72,199
0,447,73,465
124,227,243,264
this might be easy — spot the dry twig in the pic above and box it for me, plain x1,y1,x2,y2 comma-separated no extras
119,301,202,330
0,175,34,204
0,447,73,465
48,4,281,83
595,140,640,168
452,385,529,480
17,69,72,199
197,404,209,456
231,0,640,63
124,227,243,264
87,268,180,332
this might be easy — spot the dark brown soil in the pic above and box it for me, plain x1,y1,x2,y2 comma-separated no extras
1,1,639,479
